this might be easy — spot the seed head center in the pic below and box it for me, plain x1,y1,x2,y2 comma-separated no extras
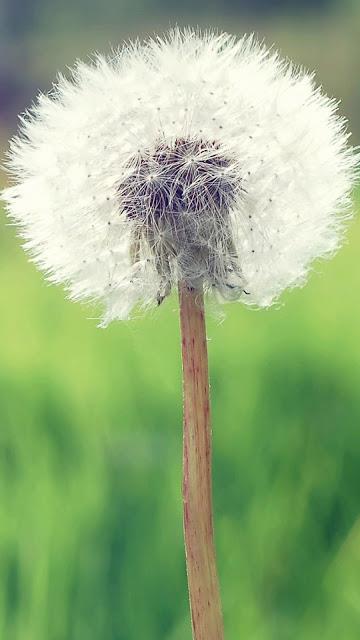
118,137,238,224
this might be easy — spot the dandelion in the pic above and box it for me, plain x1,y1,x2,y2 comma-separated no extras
2,29,358,640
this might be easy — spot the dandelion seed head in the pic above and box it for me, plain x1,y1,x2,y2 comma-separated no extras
2,29,358,325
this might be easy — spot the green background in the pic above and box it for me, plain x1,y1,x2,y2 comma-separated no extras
1,1,360,638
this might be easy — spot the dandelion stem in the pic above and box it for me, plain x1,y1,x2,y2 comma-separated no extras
179,282,225,640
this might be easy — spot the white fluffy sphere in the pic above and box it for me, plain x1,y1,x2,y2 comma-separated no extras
2,29,358,325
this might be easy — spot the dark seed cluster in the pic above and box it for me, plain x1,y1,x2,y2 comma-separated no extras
117,137,245,303
118,138,238,223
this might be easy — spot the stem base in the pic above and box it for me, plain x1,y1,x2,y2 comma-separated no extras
179,282,224,640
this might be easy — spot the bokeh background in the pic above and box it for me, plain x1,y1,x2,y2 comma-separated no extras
1,1,360,639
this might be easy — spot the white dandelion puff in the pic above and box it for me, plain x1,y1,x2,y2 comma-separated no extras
1,29,358,325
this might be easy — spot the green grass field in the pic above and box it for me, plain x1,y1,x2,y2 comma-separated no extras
0,193,359,639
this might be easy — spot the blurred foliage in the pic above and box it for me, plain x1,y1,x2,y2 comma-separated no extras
0,0,340,37
162,0,337,11
0,191,359,638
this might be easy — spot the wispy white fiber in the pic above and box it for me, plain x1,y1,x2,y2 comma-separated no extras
2,29,358,325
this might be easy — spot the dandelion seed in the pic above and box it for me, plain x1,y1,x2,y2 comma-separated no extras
2,30,357,325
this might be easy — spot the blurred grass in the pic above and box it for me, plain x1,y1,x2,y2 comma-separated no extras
0,185,360,640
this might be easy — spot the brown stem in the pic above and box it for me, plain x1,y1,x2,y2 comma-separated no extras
179,282,225,640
